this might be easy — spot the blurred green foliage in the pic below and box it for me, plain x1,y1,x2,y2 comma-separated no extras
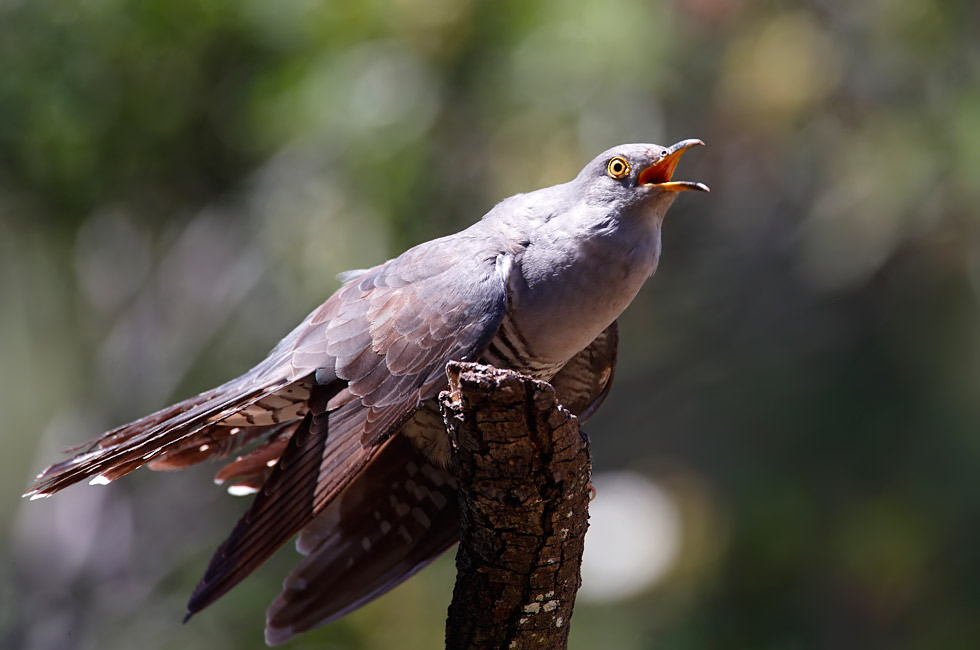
2,0,979,649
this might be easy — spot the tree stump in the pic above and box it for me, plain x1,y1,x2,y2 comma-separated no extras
440,362,592,650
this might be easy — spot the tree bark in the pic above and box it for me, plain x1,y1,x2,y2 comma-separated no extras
440,362,592,650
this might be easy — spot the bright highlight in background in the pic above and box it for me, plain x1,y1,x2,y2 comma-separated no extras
579,470,682,602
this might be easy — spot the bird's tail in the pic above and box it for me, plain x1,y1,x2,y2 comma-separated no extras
24,375,303,500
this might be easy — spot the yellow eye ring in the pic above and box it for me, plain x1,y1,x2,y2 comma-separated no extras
606,156,630,180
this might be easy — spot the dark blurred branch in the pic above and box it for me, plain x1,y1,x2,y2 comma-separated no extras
439,362,591,650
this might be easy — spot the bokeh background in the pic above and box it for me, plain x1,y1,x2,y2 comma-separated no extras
2,0,979,648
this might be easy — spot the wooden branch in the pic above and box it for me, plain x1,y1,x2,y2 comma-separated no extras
440,362,592,650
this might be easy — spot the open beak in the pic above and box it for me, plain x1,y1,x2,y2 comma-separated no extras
637,139,710,193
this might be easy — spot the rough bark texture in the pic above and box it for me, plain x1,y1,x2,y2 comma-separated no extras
440,362,592,650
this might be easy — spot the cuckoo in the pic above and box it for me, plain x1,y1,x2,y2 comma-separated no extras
26,139,708,644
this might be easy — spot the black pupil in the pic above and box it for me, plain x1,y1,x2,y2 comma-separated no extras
613,161,623,173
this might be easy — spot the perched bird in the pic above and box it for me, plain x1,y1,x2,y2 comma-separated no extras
26,140,708,644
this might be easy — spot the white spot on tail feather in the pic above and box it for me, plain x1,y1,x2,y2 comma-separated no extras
228,485,259,496
89,475,111,486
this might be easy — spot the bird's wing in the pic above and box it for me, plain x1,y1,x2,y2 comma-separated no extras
264,427,459,645
550,320,618,422
184,237,511,617
260,326,617,643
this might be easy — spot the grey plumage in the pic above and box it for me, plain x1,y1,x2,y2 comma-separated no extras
25,140,707,644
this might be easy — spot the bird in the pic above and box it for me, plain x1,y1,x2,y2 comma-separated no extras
25,139,708,645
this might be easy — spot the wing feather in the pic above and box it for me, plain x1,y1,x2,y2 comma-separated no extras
549,321,619,422
185,237,510,617
264,433,459,645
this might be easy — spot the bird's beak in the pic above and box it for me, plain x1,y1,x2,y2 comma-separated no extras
638,139,710,193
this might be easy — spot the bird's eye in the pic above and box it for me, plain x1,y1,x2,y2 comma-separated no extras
606,156,631,180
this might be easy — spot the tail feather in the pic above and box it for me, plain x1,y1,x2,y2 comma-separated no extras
212,426,296,493
148,422,287,472
25,376,301,499
89,387,223,451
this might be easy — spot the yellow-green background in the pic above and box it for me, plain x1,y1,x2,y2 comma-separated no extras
2,0,979,648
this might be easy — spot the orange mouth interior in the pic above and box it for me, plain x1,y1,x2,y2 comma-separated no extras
638,153,684,186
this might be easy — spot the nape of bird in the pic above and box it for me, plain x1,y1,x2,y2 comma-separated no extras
25,140,708,645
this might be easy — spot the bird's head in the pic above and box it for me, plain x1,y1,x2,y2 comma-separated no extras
577,139,709,220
